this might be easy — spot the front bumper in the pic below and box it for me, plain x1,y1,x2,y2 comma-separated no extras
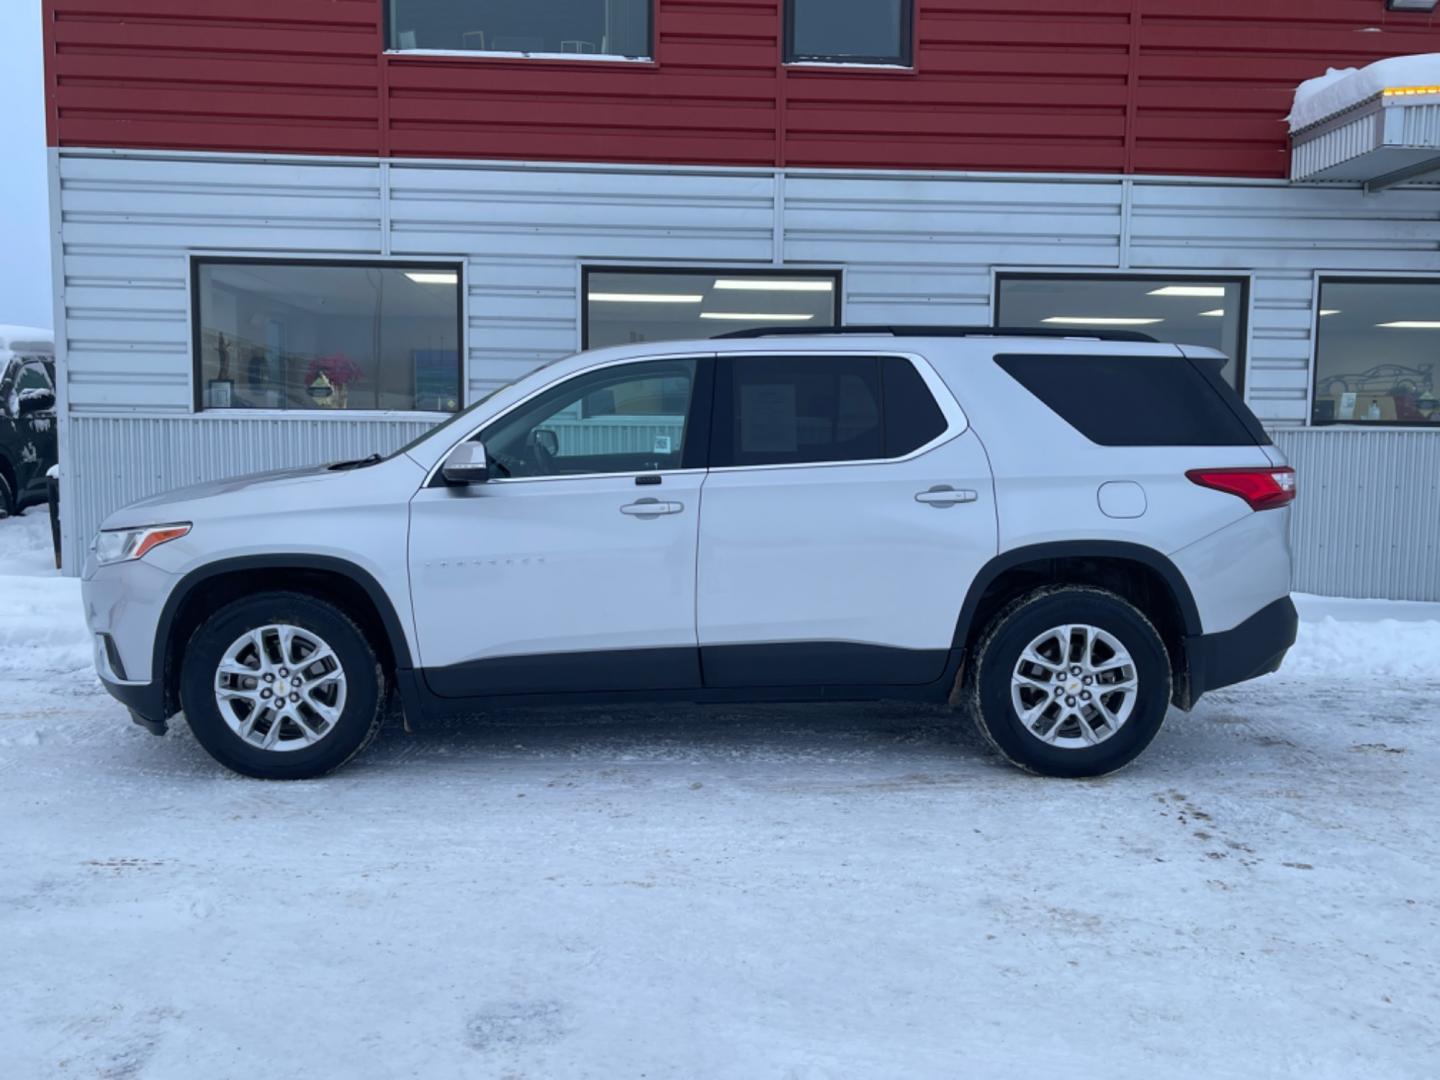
1182,596,1299,707
99,676,169,736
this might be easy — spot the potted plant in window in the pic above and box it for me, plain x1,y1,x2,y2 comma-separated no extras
304,352,363,410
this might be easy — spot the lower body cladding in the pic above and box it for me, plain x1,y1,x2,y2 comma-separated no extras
97,605,1291,732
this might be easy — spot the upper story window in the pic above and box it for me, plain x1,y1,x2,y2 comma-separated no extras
996,274,1250,390
193,259,463,413
1312,279,1440,427
387,0,653,59
785,0,913,67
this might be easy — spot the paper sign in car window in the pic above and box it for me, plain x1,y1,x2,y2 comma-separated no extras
740,383,798,453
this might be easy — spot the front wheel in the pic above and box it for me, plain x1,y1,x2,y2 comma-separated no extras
179,591,385,779
965,586,1172,778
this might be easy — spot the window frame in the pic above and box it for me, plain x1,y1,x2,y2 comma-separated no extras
383,0,655,63
1310,274,1440,430
993,271,1253,398
708,351,965,473
189,255,466,417
783,0,916,68
580,265,845,350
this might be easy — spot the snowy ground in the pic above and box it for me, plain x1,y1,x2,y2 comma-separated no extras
2,510,1438,1079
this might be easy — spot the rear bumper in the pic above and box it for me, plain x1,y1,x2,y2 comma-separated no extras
1182,596,1298,707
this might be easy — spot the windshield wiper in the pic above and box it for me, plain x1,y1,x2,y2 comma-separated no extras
329,453,382,471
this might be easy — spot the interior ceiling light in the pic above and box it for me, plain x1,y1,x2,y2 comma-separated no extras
699,312,815,321
1147,285,1227,298
713,279,834,292
1320,309,1341,316
1385,1,1438,13
1042,316,1163,326
405,272,458,285
589,292,703,303
1378,320,1440,328
1198,309,1225,317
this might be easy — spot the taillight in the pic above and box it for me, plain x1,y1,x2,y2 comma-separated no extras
1186,467,1296,511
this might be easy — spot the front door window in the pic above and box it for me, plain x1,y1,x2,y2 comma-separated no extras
479,359,699,478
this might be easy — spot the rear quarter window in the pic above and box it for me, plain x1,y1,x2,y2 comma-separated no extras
994,352,1269,447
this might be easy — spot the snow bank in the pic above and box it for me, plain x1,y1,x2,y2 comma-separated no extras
0,514,88,665
1282,593,1440,680
1290,53,1440,132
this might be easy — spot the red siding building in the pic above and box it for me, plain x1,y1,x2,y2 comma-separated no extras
45,0,1440,173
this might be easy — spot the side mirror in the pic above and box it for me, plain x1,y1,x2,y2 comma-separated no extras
533,427,559,456
17,389,56,416
441,441,490,485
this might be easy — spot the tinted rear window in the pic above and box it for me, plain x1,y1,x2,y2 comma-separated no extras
994,353,1269,447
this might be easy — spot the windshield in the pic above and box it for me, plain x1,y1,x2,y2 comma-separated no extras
385,382,511,461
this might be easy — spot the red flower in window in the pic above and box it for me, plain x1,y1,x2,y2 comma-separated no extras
305,352,364,388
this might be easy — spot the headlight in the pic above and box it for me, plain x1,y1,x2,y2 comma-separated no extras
93,523,191,565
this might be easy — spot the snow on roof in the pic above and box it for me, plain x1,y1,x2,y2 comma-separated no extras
0,324,54,355
1290,53,1440,133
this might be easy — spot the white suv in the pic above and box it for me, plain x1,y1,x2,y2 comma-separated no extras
81,328,1297,780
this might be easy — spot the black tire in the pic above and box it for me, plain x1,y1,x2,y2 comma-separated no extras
965,586,1171,778
0,469,15,518
179,591,385,779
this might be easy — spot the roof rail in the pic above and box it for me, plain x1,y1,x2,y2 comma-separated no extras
712,325,1159,343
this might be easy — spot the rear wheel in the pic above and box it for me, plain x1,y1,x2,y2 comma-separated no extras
179,591,385,779
965,586,1171,778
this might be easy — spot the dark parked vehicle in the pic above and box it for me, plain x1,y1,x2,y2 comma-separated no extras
0,327,58,517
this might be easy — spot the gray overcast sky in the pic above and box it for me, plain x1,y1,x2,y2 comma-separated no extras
0,0,52,330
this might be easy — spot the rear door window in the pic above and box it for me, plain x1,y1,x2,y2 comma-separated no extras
994,352,1268,447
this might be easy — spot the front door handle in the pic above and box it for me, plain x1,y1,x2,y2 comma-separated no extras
915,485,978,508
620,498,684,518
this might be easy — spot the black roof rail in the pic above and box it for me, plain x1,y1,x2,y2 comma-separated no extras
712,324,1159,343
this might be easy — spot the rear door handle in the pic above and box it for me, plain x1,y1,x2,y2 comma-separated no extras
915,485,978,507
620,498,684,517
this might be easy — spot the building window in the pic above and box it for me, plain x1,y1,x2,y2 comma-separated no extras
193,260,463,413
785,0,913,66
995,274,1250,390
387,0,652,59
583,268,842,349
1312,279,1440,426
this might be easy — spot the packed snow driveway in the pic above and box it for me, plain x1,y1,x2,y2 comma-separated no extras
2,513,1438,1079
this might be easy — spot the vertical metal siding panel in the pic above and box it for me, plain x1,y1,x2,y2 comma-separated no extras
64,415,438,569
1274,429,1440,602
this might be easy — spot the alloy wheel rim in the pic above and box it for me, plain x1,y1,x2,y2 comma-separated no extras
1010,624,1138,749
213,624,347,752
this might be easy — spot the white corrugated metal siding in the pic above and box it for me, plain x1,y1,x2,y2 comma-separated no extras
50,150,1440,598
1273,428,1440,601
64,415,435,565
